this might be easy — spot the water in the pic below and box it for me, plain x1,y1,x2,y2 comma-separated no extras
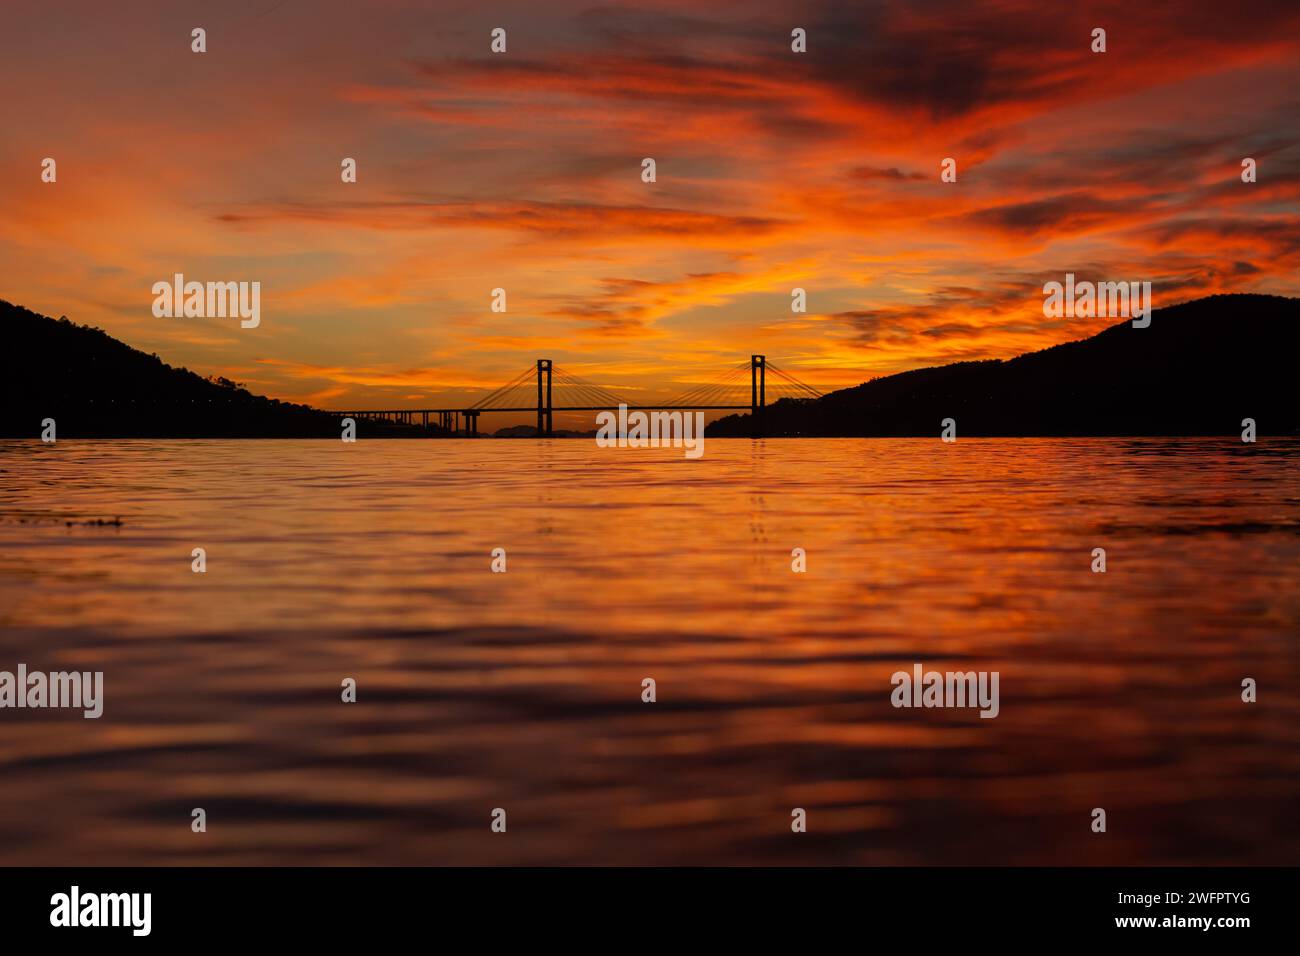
1,438,1297,865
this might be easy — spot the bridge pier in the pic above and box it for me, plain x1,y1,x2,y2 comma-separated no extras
536,359,553,437
751,354,766,438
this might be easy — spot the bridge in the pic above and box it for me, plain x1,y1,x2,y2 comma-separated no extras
332,355,821,437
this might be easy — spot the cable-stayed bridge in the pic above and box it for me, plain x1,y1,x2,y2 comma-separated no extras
332,355,821,436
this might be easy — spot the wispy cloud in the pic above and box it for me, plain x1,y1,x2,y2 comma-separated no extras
1,0,1297,409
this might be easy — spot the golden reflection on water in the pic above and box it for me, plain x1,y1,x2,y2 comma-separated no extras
0,438,1297,864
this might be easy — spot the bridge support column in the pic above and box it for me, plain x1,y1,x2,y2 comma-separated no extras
751,354,766,438
536,359,553,437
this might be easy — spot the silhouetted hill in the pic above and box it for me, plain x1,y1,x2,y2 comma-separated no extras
708,294,1299,437
0,300,442,438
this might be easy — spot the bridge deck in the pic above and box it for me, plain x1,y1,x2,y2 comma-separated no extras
333,404,753,415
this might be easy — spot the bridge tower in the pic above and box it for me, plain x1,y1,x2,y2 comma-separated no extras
536,359,553,437
751,354,766,438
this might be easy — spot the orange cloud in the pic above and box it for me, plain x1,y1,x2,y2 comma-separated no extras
1,0,1297,412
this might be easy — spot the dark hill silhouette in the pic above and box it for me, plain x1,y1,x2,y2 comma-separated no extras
708,294,1299,437
0,300,443,438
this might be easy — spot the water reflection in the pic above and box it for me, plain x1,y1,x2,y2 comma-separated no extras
0,438,1296,864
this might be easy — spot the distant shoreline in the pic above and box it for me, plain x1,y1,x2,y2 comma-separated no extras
4,433,1291,442
5,293,1298,441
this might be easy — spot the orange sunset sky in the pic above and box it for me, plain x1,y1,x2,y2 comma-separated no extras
2,0,1299,419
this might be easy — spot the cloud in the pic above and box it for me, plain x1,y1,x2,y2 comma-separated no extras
214,198,787,245
2,0,1299,408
